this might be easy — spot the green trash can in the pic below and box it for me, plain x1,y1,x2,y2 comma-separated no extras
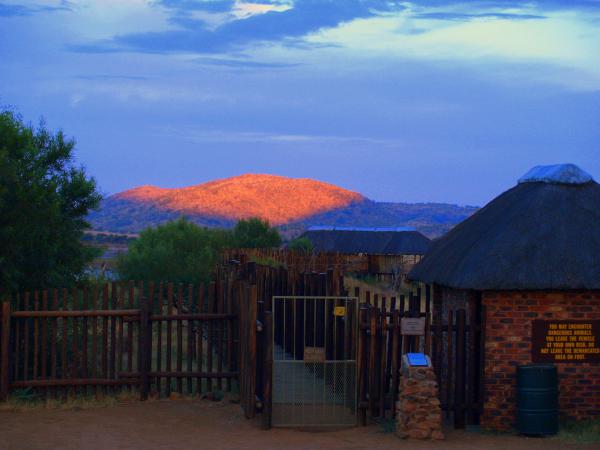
517,364,559,435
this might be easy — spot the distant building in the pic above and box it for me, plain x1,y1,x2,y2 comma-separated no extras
302,226,430,255
409,163,600,430
301,226,431,275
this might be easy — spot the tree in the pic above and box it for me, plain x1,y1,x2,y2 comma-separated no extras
232,218,281,249
117,217,282,284
0,110,102,296
116,217,230,285
288,236,313,253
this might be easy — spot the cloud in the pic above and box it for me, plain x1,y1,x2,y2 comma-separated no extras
232,1,293,20
0,3,29,16
307,3,600,90
65,43,121,53
414,12,546,21
408,0,600,10
6,0,600,94
0,1,71,17
155,127,407,148
39,77,234,106
193,56,299,68
68,0,405,54
74,74,150,81
159,0,236,14
531,0,600,11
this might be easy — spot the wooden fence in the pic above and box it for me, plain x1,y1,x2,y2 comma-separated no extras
0,280,238,400
354,285,483,428
222,249,421,276
0,258,483,432
228,261,484,429
223,249,368,273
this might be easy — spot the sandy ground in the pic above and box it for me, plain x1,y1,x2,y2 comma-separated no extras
0,398,595,450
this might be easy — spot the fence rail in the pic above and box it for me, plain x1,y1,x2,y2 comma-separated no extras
0,280,239,401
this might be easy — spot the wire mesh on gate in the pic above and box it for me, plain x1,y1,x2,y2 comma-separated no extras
271,296,358,427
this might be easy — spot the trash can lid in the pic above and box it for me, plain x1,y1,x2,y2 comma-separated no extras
518,364,556,370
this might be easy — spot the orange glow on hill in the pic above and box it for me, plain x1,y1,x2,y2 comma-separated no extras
115,174,365,225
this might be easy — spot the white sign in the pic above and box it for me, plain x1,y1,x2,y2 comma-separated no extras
401,318,426,336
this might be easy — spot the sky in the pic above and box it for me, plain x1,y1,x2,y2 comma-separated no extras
1,0,599,206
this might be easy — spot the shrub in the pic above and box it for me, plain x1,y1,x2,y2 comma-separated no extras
117,217,281,284
287,236,313,253
117,217,230,285
232,218,281,249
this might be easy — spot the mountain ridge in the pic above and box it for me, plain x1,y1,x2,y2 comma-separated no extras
89,174,477,238
112,174,364,225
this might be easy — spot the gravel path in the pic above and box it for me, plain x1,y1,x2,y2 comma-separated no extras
1,398,596,450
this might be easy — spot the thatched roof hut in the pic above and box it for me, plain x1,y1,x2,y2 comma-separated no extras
409,164,600,290
301,226,430,255
408,164,600,432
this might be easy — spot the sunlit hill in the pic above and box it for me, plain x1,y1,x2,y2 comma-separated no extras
89,174,477,238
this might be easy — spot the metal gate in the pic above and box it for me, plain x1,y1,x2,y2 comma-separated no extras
271,296,358,427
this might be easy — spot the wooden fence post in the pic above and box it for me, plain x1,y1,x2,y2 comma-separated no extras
261,311,273,430
390,310,400,418
1,301,11,401
139,297,151,401
248,284,258,419
368,306,378,417
357,306,367,425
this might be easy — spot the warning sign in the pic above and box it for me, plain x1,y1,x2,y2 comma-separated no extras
304,347,326,363
333,306,346,317
532,320,600,363
401,317,425,336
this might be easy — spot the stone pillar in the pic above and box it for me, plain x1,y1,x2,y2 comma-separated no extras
396,356,444,440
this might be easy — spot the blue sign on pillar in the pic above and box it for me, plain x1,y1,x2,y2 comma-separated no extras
406,353,429,367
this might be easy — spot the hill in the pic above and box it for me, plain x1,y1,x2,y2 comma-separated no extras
89,174,477,238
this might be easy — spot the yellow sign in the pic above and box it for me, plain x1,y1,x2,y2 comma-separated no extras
334,306,346,317
533,320,600,363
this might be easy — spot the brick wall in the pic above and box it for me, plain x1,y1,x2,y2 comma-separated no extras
481,291,600,430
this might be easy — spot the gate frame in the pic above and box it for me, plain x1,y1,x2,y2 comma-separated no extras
270,295,359,428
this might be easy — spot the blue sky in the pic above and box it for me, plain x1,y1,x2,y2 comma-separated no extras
1,0,599,205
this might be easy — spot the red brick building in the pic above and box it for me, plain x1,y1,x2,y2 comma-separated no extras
409,164,600,430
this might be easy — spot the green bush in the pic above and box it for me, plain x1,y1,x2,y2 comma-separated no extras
287,236,313,253
117,217,230,285
232,218,281,249
117,217,281,284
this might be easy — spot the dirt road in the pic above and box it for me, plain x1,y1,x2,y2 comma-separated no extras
0,399,594,450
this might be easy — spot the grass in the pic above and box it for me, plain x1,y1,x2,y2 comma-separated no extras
476,426,516,436
475,419,600,444
374,417,397,434
349,274,380,287
249,256,286,269
0,391,139,412
0,386,228,413
554,418,600,444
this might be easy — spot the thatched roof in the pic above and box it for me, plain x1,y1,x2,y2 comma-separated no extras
409,164,600,290
301,226,430,255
